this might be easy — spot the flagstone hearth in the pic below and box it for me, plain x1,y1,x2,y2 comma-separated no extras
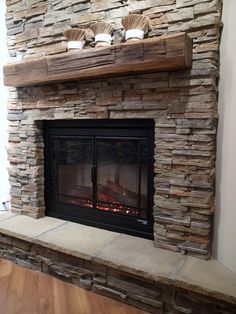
0,211,235,313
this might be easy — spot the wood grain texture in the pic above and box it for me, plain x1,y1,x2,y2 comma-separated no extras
3,33,192,87
0,258,148,314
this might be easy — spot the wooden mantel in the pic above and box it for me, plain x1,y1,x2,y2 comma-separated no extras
3,33,192,87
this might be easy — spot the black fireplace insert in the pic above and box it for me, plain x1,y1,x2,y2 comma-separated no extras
44,119,154,239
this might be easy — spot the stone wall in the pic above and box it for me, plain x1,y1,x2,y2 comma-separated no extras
5,0,223,258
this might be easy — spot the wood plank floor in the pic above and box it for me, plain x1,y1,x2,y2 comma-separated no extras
0,258,148,314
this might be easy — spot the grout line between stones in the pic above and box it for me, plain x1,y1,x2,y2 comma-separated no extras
92,232,122,258
169,255,188,281
33,221,69,239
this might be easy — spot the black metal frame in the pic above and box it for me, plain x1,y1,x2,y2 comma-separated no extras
44,119,154,239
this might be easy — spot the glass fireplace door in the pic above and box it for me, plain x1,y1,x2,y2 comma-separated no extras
96,138,149,219
54,137,94,209
44,120,154,239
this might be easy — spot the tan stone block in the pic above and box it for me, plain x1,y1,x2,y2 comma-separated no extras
36,100,63,109
170,188,191,197
44,9,71,26
73,2,90,13
71,12,105,26
194,0,221,15
15,28,39,43
189,236,210,245
189,227,210,236
130,0,175,11
106,7,129,20
91,0,124,13
123,90,142,102
39,25,53,37
167,233,188,241
96,97,121,106
34,42,67,55
167,225,189,233
85,105,107,113
168,13,221,32
167,8,194,22
53,0,76,10
25,4,50,19
7,0,22,5
7,101,22,110
13,10,26,21
191,221,211,229
11,196,23,205
194,41,219,53
154,223,167,236
26,0,43,7
149,14,168,26
145,4,174,15
176,0,210,9
21,102,36,109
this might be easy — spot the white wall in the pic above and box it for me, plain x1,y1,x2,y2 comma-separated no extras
0,4,10,209
214,0,236,273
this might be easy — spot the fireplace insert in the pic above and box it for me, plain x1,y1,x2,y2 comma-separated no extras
44,119,154,239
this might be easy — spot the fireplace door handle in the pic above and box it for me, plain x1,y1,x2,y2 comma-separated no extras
91,165,97,184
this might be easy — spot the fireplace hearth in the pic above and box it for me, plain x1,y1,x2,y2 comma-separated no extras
44,119,154,239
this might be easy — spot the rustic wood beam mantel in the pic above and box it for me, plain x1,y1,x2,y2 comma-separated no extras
3,33,192,87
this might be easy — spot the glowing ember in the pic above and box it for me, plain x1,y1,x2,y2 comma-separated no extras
96,190,139,216
59,183,141,217
60,188,139,217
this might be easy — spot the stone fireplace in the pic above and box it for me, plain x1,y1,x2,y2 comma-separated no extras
4,0,222,260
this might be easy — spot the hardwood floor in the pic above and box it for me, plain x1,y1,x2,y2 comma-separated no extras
0,258,148,314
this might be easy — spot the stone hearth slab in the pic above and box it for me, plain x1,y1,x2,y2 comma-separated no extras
0,212,65,238
175,256,236,304
0,211,235,308
94,233,185,283
0,211,16,221
36,221,120,258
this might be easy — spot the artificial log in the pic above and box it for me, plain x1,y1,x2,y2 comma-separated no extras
3,33,192,87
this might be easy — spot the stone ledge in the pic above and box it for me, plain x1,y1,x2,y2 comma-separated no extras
0,211,235,313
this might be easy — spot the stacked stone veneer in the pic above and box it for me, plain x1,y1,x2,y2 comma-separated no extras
6,0,222,259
